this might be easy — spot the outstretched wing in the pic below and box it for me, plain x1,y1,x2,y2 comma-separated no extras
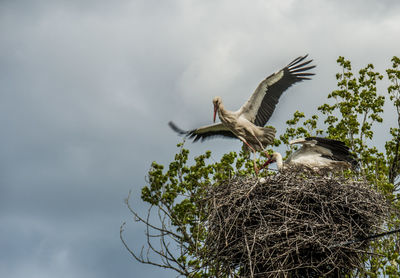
168,121,237,142
239,55,316,127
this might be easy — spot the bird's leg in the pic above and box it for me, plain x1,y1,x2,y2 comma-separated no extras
253,150,258,175
252,136,271,172
254,136,270,158
241,139,259,175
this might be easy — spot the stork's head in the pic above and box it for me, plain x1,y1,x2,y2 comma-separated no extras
212,96,222,122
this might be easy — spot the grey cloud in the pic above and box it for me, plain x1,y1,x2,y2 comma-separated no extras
1,0,400,277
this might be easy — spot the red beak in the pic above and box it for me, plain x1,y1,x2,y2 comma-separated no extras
213,104,217,123
260,158,273,171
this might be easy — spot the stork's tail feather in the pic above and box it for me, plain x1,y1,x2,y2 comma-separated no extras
168,121,189,136
263,126,276,145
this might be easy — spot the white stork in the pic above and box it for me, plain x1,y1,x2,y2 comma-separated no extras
262,137,358,172
169,55,316,173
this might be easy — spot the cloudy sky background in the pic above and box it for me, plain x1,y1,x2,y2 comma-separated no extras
1,0,400,277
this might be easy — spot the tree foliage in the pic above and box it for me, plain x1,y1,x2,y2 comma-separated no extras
279,56,400,277
121,56,400,277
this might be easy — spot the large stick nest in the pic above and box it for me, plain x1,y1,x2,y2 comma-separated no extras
204,168,389,277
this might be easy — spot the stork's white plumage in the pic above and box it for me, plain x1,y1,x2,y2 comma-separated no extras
169,55,316,172
263,137,358,172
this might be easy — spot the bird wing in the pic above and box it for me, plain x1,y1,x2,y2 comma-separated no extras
168,121,237,142
239,55,316,127
304,137,350,154
294,137,358,167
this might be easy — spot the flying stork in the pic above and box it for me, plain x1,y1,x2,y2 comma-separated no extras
169,55,316,173
263,137,358,172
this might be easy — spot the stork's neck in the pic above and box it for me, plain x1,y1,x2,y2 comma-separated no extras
217,101,226,115
217,101,235,124
275,152,284,170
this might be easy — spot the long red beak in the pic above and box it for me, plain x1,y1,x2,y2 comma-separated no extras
260,157,273,171
213,104,217,123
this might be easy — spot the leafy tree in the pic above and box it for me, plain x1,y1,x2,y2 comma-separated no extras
278,56,400,277
121,56,400,277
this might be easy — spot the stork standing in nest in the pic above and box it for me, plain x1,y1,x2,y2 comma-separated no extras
169,55,316,173
263,137,358,172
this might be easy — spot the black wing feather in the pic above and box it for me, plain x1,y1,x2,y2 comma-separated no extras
168,121,237,142
307,137,358,168
253,55,316,127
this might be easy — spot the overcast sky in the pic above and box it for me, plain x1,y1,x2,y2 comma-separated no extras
1,0,400,277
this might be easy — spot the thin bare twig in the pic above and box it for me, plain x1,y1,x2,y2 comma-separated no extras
204,167,389,277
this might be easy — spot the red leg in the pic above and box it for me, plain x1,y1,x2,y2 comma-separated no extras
243,139,256,153
259,152,271,171
241,139,259,175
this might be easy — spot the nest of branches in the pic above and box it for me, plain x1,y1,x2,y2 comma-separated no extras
205,167,389,277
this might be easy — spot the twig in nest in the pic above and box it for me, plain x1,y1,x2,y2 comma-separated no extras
204,167,389,277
